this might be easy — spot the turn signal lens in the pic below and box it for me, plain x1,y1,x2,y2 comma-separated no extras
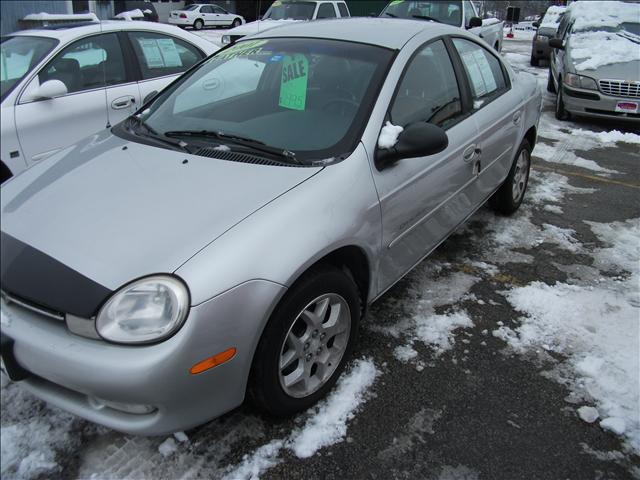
190,347,237,374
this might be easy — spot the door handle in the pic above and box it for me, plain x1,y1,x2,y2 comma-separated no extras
463,145,480,163
513,111,522,125
111,96,135,110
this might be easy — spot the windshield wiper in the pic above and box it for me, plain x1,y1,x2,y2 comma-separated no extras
164,130,301,164
127,116,192,153
383,12,397,17
412,15,442,23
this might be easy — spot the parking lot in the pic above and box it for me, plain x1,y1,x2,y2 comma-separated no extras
1,33,639,480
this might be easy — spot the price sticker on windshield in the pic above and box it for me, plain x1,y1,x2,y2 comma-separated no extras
279,54,308,111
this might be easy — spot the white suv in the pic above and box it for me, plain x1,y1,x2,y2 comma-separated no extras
0,21,218,182
222,0,350,45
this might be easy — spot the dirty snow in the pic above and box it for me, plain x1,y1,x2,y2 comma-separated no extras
494,218,640,452
378,121,404,149
413,310,474,357
223,358,379,479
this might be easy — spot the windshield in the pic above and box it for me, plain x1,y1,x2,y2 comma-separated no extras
380,0,462,26
1,36,58,101
133,38,393,162
264,1,316,20
577,22,640,36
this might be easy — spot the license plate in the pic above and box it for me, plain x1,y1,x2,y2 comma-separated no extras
615,101,638,113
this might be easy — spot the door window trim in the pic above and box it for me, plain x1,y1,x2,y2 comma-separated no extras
447,35,511,112
18,32,134,105
386,35,473,134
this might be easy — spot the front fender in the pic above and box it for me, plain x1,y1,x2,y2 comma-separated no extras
176,143,382,306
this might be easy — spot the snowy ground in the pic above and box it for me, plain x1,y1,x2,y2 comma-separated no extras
1,37,639,480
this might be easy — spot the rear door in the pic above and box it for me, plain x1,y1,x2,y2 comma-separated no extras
125,31,206,105
371,38,481,288
450,37,520,204
15,32,138,163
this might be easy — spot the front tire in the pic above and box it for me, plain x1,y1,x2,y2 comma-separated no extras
530,53,539,67
249,265,361,417
489,139,532,215
193,19,204,30
231,18,241,28
555,82,570,120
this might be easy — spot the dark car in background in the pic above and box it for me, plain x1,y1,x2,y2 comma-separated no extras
530,5,565,66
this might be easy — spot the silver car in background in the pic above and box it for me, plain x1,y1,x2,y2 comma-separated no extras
548,0,640,123
1,18,541,435
530,5,565,66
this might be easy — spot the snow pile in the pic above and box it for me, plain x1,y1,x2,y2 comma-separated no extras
540,5,566,28
568,1,640,33
23,12,98,21
564,1,640,71
115,9,145,21
413,311,474,357
378,121,404,149
223,358,380,479
570,31,640,72
290,359,380,458
568,128,640,146
494,218,640,452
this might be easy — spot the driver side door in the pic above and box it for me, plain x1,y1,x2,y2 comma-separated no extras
371,38,482,290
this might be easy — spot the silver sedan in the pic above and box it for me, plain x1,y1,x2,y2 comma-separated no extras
0,18,541,435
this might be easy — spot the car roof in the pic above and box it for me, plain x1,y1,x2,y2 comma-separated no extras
248,18,461,50
7,20,187,41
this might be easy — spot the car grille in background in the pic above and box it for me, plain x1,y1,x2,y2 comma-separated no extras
195,147,306,167
599,80,640,98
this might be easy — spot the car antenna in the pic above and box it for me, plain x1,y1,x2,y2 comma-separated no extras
99,17,112,129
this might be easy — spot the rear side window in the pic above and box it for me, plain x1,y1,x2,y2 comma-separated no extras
128,32,204,80
338,3,349,17
40,33,126,94
452,38,507,108
317,3,337,18
390,39,463,129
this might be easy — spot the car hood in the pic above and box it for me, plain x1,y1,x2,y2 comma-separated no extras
226,19,300,36
0,131,320,313
573,58,640,79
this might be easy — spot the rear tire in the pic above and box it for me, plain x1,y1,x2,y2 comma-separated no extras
249,265,360,417
489,139,531,215
193,19,204,30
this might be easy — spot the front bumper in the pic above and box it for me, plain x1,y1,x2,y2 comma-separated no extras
562,85,640,123
1,280,285,435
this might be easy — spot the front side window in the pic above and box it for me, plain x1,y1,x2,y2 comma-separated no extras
200,6,213,14
390,40,462,129
264,1,316,20
317,3,337,18
128,32,204,80
136,38,394,161
213,6,227,14
452,38,507,108
39,33,125,94
1,35,58,101
381,1,463,27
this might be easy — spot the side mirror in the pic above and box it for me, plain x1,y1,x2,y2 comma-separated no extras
376,122,448,167
467,16,482,29
143,90,158,104
532,21,540,28
32,79,68,100
549,38,564,50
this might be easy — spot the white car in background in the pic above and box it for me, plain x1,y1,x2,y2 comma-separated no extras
0,21,217,183
169,4,245,31
222,0,350,45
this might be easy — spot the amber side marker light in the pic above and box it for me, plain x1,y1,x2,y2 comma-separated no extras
190,347,237,374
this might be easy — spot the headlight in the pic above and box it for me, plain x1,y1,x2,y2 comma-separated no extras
96,276,190,344
537,35,549,41
222,35,231,44
564,73,598,90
